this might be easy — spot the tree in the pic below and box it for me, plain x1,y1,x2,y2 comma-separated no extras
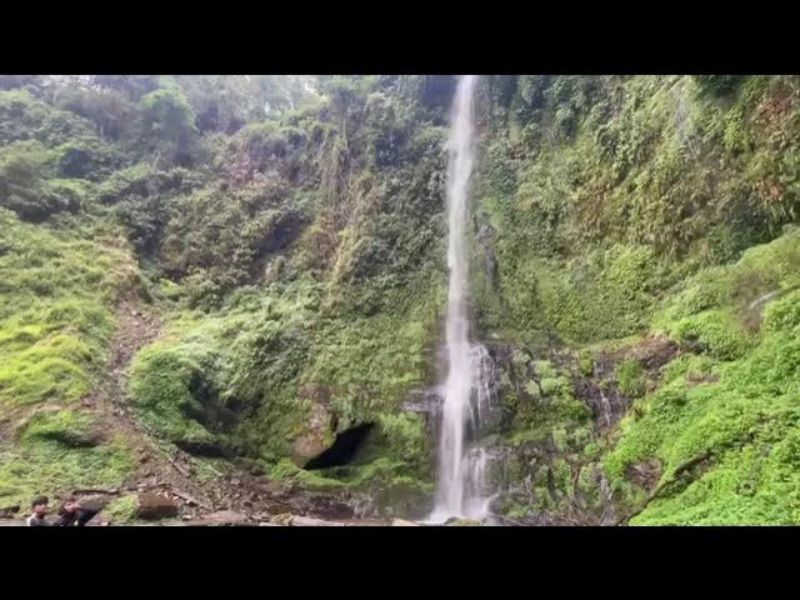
91,76,161,101
0,75,46,92
137,88,198,166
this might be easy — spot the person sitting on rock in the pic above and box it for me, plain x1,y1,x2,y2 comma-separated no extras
53,496,99,527
26,495,50,526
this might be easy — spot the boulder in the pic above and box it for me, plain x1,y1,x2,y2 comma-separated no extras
290,395,332,466
136,492,178,520
293,492,355,521
201,510,249,524
391,519,419,526
78,494,111,512
290,515,345,527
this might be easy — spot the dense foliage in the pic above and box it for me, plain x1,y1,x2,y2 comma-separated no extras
2,74,800,523
0,75,452,514
470,75,800,524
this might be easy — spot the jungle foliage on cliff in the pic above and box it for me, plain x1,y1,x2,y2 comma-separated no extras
0,75,454,514
472,75,800,524
2,74,800,523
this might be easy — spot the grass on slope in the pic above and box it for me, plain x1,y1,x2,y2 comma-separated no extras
0,209,138,509
605,228,800,524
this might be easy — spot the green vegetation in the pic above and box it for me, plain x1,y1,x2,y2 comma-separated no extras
0,209,136,409
3,74,800,524
0,208,138,508
475,76,800,344
19,409,98,447
107,495,138,522
474,75,800,524
601,230,800,524
0,433,134,510
617,359,645,398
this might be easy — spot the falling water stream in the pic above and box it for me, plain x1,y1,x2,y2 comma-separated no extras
429,75,493,522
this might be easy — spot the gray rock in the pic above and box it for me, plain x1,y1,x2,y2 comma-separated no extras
201,510,249,524
290,515,345,527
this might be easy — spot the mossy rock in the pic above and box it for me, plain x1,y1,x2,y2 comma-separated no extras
106,495,137,523
18,409,102,448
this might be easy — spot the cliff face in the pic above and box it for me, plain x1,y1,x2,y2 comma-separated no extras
465,75,800,524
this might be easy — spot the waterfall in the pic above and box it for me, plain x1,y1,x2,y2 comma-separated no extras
430,75,491,522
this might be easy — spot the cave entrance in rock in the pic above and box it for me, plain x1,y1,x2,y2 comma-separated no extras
302,422,376,471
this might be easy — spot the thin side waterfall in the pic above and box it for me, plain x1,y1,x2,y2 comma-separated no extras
430,74,492,522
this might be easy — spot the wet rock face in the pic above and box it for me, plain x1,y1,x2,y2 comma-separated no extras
477,344,516,436
625,459,662,493
401,388,442,440
483,334,681,436
396,317,681,525
571,363,629,431
364,483,435,521
573,334,680,431
418,76,459,114
401,389,442,417
493,336,680,525
485,451,618,526
433,335,682,526
475,220,499,292
404,347,509,436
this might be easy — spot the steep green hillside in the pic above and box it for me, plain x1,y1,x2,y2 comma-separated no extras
469,75,800,524
2,74,799,524
0,209,140,507
0,75,454,517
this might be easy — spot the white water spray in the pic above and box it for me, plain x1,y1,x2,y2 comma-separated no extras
430,75,492,522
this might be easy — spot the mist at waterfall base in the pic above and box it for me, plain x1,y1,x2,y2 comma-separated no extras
427,75,495,524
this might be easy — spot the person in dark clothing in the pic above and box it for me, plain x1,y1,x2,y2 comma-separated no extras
53,496,99,527
26,495,49,526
